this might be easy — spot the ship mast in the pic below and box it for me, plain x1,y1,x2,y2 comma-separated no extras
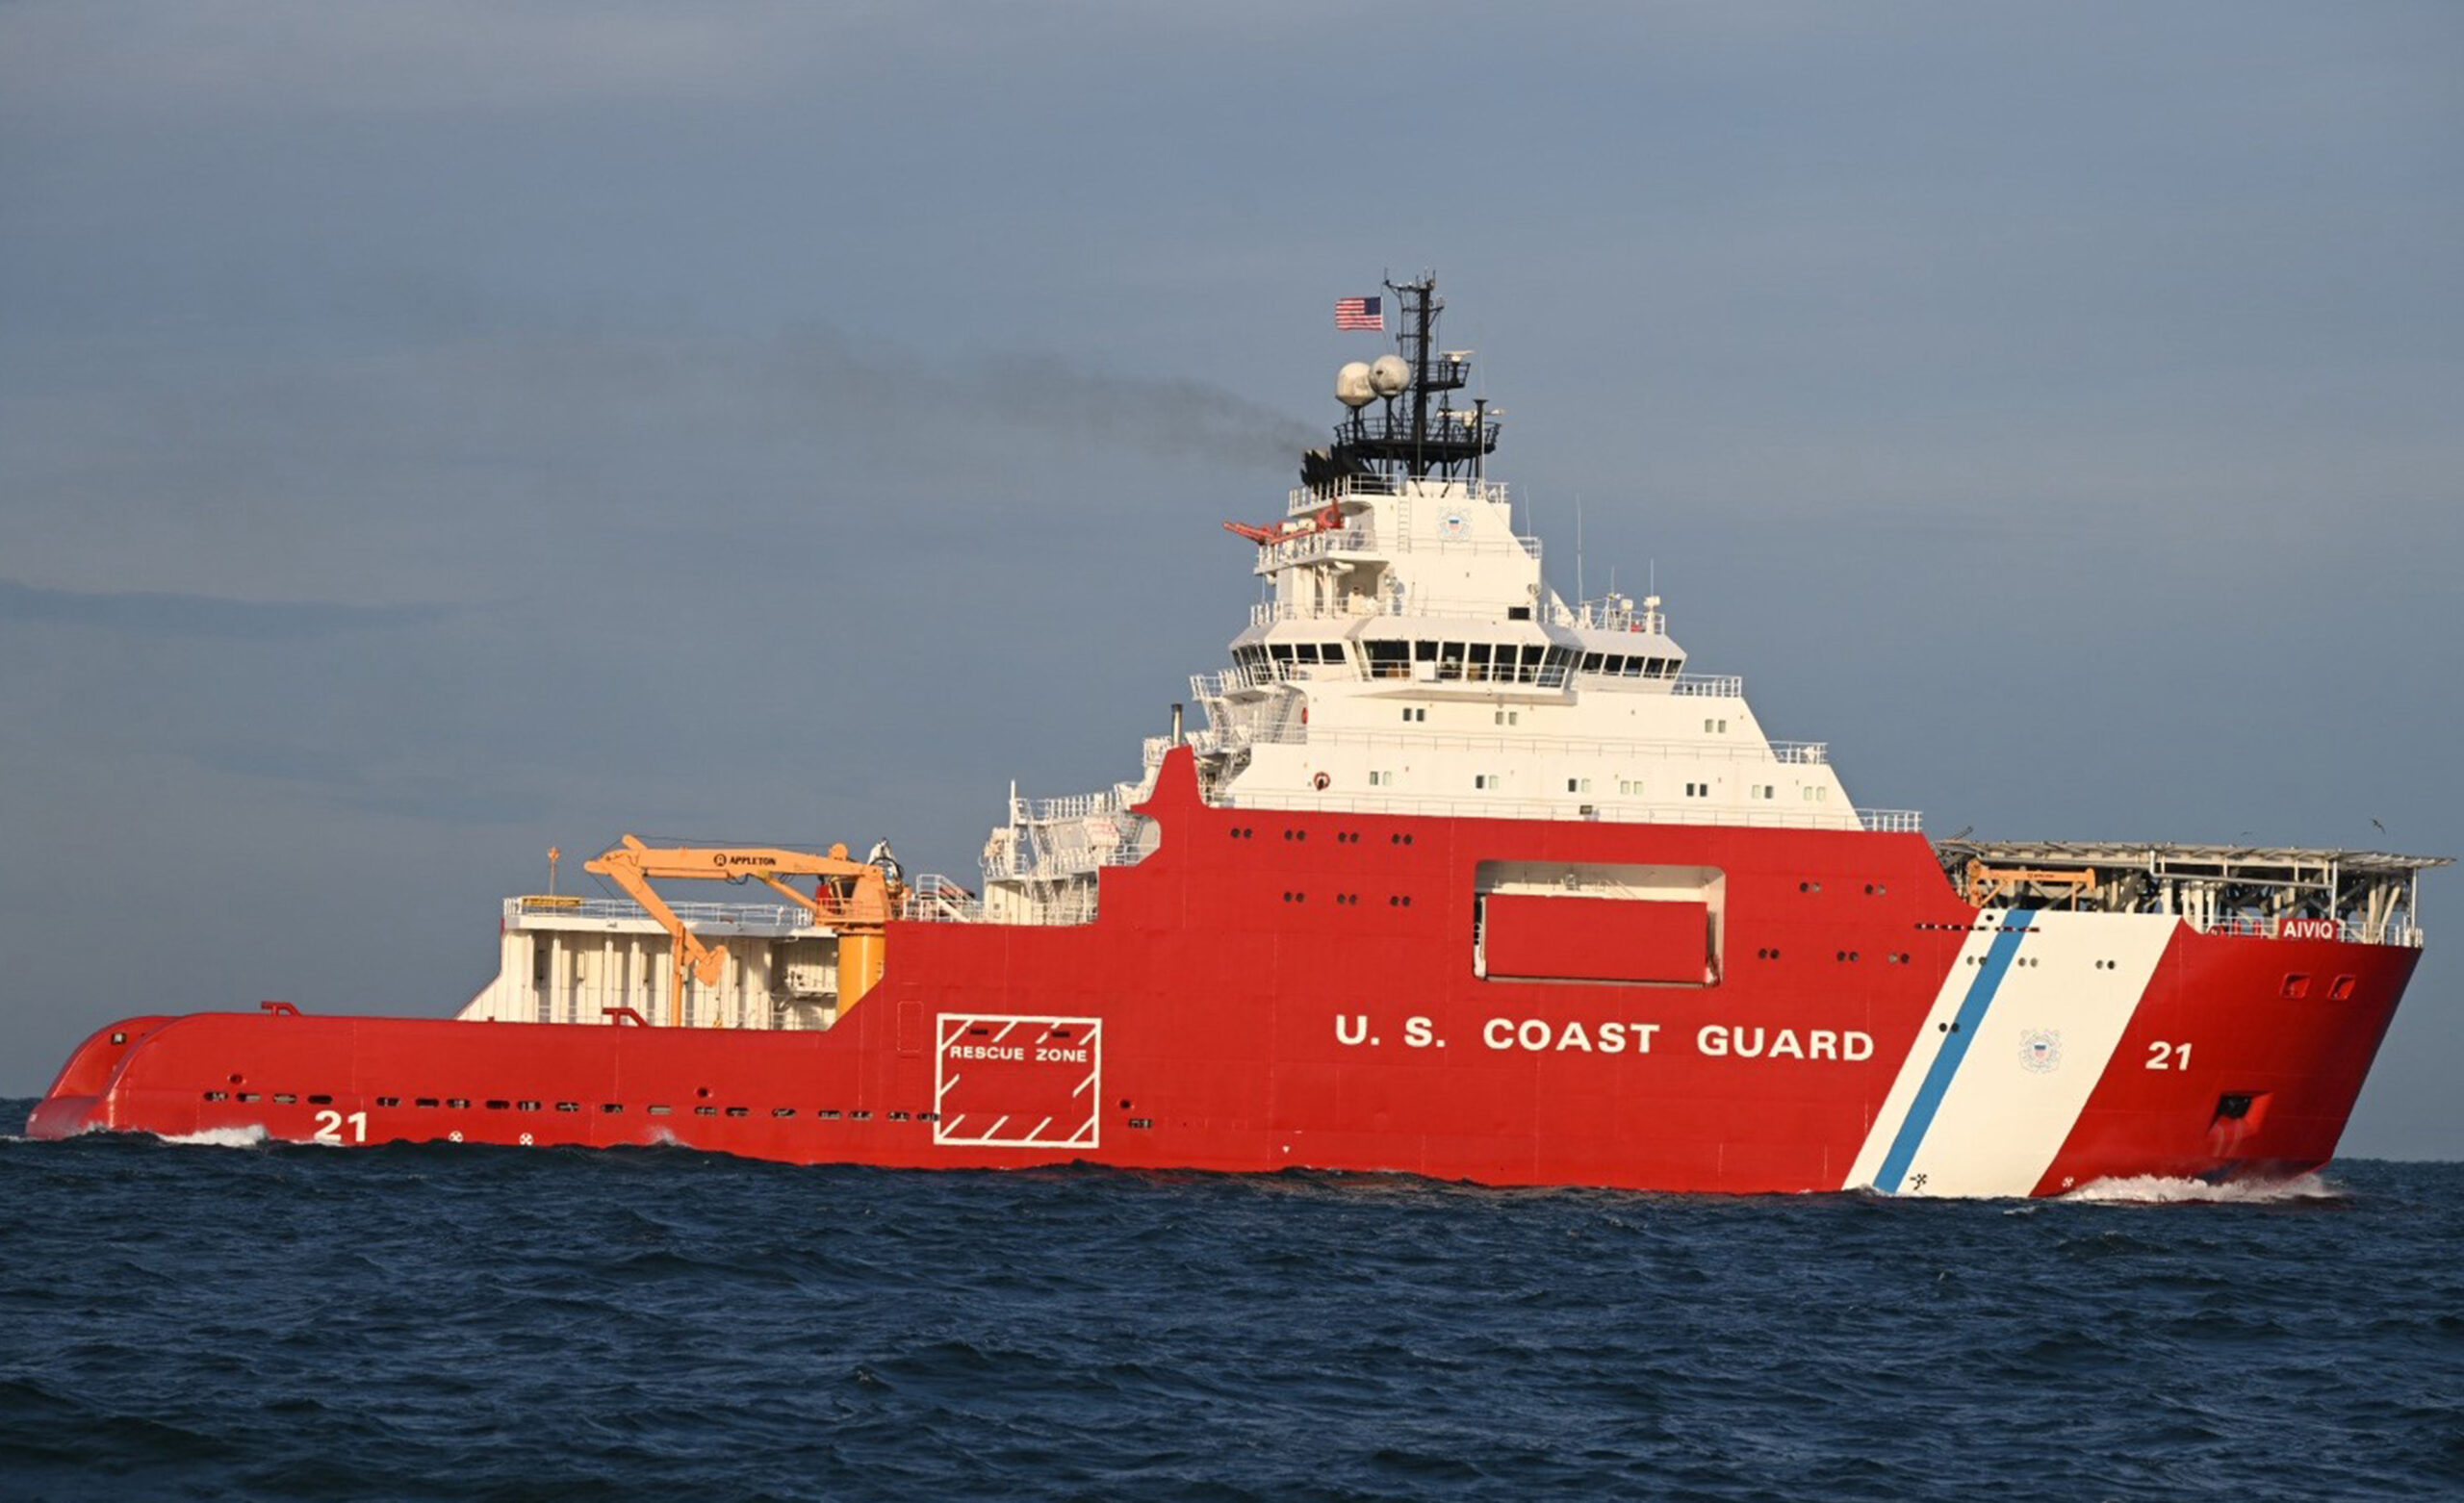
1307,272,1500,496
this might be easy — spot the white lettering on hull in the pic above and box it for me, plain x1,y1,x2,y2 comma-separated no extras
1696,1024,1872,1061
1479,1017,1666,1054
1330,1012,1874,1063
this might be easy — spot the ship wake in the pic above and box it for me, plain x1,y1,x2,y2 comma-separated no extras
152,1125,272,1150
2061,1172,2345,1205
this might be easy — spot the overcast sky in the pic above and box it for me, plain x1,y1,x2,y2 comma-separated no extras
4,2,2459,1157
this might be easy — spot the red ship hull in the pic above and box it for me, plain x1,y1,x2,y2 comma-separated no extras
28,753,2420,1196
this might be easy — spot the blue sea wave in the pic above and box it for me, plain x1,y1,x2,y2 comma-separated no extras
2,1100,2459,1502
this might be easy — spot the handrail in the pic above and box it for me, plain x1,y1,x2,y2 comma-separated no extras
1858,809,1925,833
1288,475,1510,509
506,896,812,929
1216,787,1907,831
2191,914,2423,948
1014,790,1132,823
1304,726,1827,765
1254,530,1379,570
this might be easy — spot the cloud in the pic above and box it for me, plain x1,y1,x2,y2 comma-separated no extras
0,576,449,640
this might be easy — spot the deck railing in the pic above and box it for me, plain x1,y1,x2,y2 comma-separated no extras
2190,914,2423,947
1670,675,1745,698
1214,789,1910,832
1288,475,1510,510
506,897,811,930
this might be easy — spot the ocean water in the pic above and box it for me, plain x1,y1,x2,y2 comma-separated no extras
2,1102,2459,1503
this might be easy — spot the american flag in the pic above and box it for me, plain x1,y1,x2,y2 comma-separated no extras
1335,295,1383,331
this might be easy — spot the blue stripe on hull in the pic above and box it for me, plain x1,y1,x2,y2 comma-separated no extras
1875,911,2037,1194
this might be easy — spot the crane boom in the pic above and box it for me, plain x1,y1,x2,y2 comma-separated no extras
582,835,902,1027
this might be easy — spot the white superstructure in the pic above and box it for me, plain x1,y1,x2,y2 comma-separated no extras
1194,470,1862,828
975,273,1904,927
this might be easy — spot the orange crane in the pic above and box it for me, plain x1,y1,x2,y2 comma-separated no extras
583,835,904,1027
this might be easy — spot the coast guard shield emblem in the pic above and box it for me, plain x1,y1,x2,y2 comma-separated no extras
2018,1029,2062,1074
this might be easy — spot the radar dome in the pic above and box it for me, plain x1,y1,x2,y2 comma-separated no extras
1369,354,1411,396
1335,362,1376,409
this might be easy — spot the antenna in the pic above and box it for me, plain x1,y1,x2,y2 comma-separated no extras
1576,494,1585,606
